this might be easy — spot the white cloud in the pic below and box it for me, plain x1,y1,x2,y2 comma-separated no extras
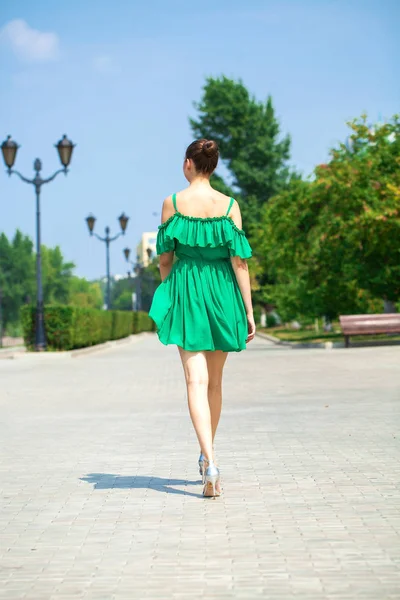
0,19,59,62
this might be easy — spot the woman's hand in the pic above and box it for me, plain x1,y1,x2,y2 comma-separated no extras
246,312,256,343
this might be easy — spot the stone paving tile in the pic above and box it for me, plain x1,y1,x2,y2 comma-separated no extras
0,336,400,599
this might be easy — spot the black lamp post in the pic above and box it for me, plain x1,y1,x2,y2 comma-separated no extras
123,247,142,311
123,247,155,311
1,134,75,351
86,213,129,310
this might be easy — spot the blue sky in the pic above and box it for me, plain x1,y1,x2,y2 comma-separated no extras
1,0,399,279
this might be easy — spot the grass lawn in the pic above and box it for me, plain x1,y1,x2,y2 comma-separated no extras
259,326,400,345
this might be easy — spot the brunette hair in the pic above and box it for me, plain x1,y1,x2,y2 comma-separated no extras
185,139,219,174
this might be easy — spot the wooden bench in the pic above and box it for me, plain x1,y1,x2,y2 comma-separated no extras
339,314,400,348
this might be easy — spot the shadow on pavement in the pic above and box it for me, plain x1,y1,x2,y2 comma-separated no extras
80,473,203,498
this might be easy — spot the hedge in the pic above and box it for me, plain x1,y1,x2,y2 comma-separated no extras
112,311,133,341
133,311,154,334
21,305,155,351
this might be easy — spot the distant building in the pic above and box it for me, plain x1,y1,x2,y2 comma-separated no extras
136,232,157,267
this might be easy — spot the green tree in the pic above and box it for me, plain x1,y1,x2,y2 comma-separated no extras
0,231,82,332
324,116,400,311
0,230,35,329
113,289,134,311
190,76,293,230
110,259,161,313
259,115,400,319
68,277,103,309
110,277,133,311
41,246,75,304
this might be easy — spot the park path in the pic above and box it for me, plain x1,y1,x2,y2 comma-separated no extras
0,334,399,599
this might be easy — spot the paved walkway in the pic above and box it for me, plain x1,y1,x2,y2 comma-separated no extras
0,335,399,599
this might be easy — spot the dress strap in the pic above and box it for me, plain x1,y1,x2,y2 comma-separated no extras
172,193,178,212
226,197,235,216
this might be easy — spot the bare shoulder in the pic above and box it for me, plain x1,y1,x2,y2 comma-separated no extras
228,198,243,229
162,194,174,209
211,189,239,217
161,195,175,224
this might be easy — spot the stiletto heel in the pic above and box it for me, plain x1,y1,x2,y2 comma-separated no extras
198,453,206,484
203,459,221,498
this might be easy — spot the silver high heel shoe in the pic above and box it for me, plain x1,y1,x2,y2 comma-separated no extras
203,459,221,498
198,453,206,484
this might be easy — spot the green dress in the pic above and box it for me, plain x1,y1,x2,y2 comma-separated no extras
149,194,252,352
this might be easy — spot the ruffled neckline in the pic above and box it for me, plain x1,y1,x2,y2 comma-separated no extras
159,211,246,235
156,211,252,259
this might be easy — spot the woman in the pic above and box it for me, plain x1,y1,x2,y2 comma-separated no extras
149,139,255,497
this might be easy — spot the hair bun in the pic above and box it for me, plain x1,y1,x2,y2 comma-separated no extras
185,138,219,174
202,139,218,158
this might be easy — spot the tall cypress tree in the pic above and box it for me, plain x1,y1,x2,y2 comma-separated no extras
190,76,293,231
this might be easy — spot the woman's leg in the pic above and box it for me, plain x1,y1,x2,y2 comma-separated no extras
178,348,213,462
205,351,228,442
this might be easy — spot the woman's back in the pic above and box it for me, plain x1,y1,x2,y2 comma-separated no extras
172,188,234,219
167,191,238,262
150,137,254,354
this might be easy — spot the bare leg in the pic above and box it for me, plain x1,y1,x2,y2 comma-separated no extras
206,350,228,442
178,347,213,462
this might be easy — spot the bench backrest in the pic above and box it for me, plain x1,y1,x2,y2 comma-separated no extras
340,314,400,335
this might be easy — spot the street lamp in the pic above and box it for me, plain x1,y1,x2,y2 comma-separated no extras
123,247,140,311
1,134,75,351
123,247,155,311
86,213,129,310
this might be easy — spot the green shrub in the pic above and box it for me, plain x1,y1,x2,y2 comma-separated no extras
21,305,75,350
21,305,36,350
133,311,154,333
21,305,153,351
111,311,133,340
72,308,113,348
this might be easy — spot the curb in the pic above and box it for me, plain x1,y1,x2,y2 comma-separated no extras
256,331,400,350
0,346,27,360
0,332,151,360
256,331,341,350
71,333,150,358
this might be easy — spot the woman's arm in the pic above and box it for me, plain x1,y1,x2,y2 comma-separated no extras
159,251,174,281
230,256,253,315
229,201,256,342
159,196,175,282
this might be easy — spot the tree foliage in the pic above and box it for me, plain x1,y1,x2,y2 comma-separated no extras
0,231,35,327
190,76,292,231
0,231,90,330
41,246,75,305
110,259,161,312
68,277,103,309
257,115,400,319
0,230,160,334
